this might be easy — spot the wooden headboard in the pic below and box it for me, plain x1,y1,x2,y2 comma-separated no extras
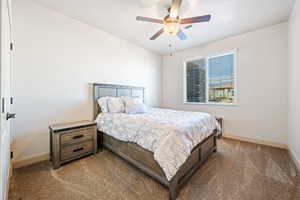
93,83,145,119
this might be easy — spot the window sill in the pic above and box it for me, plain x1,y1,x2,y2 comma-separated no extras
183,102,237,106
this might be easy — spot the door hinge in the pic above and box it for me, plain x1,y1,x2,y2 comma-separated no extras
11,151,13,159
10,43,13,51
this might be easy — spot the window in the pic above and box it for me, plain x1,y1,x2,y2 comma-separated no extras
184,51,236,105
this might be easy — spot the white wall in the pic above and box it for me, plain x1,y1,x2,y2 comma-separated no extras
162,23,288,145
288,0,300,166
13,0,162,161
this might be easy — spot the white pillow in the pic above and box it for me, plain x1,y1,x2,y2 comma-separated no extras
97,97,109,113
122,97,143,106
125,103,147,114
107,97,125,113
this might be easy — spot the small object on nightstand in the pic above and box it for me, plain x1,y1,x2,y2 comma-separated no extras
49,120,97,169
215,117,223,138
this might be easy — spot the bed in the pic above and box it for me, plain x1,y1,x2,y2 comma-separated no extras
93,83,219,200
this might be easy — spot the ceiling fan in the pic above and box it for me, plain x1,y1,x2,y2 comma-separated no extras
136,0,211,40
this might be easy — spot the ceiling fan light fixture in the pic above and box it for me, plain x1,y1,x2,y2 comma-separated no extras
164,21,180,35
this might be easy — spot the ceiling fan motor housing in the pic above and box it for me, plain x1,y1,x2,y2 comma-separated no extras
163,16,180,35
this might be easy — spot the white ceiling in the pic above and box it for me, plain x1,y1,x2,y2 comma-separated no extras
33,0,295,55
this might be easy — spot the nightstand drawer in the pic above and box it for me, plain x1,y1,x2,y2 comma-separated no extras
60,128,94,146
61,141,93,161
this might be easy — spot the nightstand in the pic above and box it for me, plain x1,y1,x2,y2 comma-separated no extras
49,120,97,169
215,117,223,138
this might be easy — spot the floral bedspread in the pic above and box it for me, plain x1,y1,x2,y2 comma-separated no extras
95,108,220,181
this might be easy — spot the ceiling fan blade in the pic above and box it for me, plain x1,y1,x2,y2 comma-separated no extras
150,28,164,40
177,29,187,40
170,0,182,18
136,16,163,24
179,15,211,24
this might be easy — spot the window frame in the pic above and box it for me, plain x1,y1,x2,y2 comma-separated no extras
183,49,238,106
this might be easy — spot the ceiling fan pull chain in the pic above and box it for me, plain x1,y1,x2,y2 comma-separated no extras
169,44,173,56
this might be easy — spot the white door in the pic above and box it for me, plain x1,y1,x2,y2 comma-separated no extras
0,0,13,199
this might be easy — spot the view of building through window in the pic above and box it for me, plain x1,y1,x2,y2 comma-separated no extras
208,54,235,103
185,52,236,104
186,58,206,103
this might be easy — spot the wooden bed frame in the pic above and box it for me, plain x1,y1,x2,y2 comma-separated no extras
93,83,217,200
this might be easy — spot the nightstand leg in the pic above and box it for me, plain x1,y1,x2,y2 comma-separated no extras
53,161,60,169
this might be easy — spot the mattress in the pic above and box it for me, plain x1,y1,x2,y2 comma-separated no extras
95,107,220,180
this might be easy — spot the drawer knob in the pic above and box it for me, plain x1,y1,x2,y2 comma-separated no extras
73,147,84,152
72,135,84,140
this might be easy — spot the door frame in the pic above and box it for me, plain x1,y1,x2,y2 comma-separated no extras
0,0,13,199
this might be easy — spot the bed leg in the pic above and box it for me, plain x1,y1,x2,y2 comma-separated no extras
169,180,178,200
213,135,217,153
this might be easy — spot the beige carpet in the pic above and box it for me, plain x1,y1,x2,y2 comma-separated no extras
9,138,300,200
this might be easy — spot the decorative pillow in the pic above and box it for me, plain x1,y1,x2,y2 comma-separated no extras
97,97,109,113
125,103,147,114
122,97,143,106
107,97,125,113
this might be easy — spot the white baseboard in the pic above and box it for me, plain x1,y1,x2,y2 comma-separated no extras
13,152,49,169
288,148,300,171
223,133,288,149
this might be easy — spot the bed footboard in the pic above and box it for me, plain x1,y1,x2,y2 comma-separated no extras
169,131,217,199
98,130,217,200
